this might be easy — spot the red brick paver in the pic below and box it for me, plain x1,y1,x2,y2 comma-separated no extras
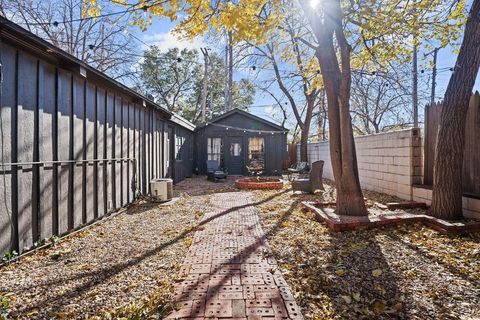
167,192,303,320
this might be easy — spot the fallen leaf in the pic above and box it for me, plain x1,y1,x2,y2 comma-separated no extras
341,295,352,304
335,269,346,277
352,292,361,302
373,300,386,313
372,269,383,277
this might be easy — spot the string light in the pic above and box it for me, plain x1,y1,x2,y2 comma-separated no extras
20,3,160,27
203,122,287,134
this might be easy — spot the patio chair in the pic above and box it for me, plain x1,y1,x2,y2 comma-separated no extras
292,160,324,194
287,161,308,180
206,160,228,182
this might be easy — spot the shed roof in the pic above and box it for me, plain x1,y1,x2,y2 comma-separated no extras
196,108,287,132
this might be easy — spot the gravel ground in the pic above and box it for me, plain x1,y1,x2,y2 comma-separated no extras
253,180,480,319
0,176,232,319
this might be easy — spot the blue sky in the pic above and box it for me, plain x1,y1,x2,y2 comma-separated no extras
131,5,479,129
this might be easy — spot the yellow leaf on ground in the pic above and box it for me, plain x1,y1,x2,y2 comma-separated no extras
353,292,361,301
372,269,383,277
335,269,346,277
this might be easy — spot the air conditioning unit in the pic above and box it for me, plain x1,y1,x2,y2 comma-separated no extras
150,178,173,202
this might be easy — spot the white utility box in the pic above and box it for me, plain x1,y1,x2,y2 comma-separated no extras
150,178,173,202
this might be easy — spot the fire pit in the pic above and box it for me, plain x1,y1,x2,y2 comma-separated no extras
235,178,284,190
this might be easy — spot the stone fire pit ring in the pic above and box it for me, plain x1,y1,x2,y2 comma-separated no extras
235,178,284,190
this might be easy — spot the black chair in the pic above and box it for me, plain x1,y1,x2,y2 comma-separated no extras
287,161,309,180
206,160,228,182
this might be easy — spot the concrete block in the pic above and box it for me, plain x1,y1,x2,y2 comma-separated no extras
394,157,410,166
397,192,412,201
383,173,395,182
412,166,422,176
397,184,411,196
412,156,422,167
396,175,412,185
413,147,422,157
466,197,480,212
378,164,388,173
413,186,432,199
378,180,391,190
383,156,394,165
412,137,422,147
463,209,480,219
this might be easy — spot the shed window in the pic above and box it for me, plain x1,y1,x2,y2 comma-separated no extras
207,137,223,165
248,137,265,170
230,143,241,156
176,135,184,160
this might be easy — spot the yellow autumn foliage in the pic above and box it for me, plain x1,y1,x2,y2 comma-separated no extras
85,0,467,75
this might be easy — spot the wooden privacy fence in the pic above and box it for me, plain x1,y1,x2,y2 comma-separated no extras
424,92,480,198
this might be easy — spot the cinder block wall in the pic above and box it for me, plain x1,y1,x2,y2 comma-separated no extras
300,128,422,200
299,128,480,219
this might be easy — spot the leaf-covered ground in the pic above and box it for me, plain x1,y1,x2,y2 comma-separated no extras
0,176,237,319
254,181,480,319
1,176,478,319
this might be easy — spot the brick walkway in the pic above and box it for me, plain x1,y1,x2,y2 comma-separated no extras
166,192,304,320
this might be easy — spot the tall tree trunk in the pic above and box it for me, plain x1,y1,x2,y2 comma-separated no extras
299,98,315,162
430,0,480,220
317,90,326,140
303,0,367,216
300,128,309,162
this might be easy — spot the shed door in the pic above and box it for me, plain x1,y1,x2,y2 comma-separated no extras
225,136,244,175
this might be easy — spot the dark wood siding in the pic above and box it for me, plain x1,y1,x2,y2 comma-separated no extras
0,40,194,256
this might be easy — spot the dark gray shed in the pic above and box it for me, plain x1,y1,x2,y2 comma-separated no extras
195,109,288,176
